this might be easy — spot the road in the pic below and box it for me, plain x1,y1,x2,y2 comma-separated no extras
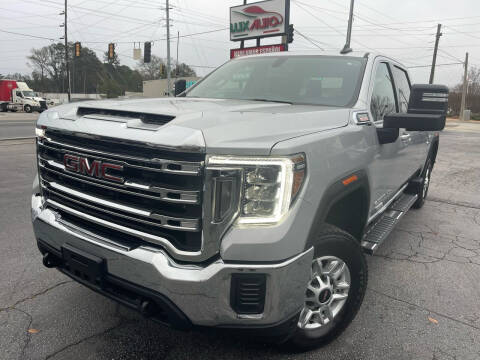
1,121,479,360
0,113,38,140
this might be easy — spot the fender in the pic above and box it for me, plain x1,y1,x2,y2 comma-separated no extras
305,169,370,249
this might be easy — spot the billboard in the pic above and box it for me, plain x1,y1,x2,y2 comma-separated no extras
230,44,286,59
230,0,287,41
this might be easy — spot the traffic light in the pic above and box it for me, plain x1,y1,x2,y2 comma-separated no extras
144,42,151,63
74,42,81,57
108,43,115,60
287,24,294,44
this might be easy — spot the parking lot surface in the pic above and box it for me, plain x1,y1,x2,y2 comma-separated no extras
1,121,479,360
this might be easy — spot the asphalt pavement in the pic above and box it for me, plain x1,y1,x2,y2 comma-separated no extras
0,113,38,140
0,122,479,360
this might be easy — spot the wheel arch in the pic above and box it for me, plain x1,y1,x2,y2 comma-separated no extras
306,170,370,248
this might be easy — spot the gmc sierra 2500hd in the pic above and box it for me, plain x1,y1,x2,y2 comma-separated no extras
31,52,448,350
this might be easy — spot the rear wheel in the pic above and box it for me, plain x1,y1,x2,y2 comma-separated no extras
285,224,368,351
413,158,432,209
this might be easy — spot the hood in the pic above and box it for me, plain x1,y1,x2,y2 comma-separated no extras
39,98,350,155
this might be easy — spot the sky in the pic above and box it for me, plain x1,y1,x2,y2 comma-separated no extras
1,0,479,88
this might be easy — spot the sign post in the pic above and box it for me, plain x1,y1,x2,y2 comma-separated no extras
230,0,291,58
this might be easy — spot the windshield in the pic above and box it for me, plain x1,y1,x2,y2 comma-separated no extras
22,91,36,97
186,55,366,106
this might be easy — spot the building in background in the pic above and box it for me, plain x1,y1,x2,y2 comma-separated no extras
143,77,201,98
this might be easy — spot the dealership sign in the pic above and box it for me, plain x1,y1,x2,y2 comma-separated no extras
230,44,285,59
230,0,287,41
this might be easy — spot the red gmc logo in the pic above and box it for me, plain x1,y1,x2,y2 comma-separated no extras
64,154,124,183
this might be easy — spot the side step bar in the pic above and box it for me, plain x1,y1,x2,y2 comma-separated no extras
361,193,418,254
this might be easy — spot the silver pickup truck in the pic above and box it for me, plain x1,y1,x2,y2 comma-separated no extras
31,51,448,350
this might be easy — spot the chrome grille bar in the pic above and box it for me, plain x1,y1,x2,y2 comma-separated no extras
39,138,203,175
40,179,200,232
38,157,199,204
45,199,201,256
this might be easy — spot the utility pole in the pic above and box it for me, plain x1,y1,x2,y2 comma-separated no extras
64,0,71,101
176,31,179,78
429,24,442,84
460,52,469,120
166,0,171,96
341,0,354,54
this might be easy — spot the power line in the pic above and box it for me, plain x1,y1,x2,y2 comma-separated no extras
294,29,325,50
0,28,54,41
407,62,463,69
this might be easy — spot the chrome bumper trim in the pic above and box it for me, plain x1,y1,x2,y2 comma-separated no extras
32,195,313,326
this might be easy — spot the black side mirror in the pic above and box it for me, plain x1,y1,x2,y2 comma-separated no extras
384,84,449,131
174,80,187,97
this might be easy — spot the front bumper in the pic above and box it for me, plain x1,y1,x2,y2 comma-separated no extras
32,195,313,328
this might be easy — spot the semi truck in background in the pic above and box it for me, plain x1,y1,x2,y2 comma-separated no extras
0,79,47,113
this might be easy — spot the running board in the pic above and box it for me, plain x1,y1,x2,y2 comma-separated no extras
361,193,418,254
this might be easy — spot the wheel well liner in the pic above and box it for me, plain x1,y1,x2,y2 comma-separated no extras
306,170,370,247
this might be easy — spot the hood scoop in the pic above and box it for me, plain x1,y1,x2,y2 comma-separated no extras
77,107,175,131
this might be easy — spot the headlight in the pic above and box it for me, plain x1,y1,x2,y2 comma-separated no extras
207,154,306,226
35,127,46,138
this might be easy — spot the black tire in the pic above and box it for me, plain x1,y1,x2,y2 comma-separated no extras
412,158,433,209
284,224,368,351
24,105,32,113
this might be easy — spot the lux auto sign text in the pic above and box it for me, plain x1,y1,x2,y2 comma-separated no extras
230,0,287,41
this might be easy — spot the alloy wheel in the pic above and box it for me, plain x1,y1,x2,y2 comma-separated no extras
298,256,351,330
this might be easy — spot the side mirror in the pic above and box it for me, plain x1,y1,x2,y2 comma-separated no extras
174,79,187,97
384,84,449,131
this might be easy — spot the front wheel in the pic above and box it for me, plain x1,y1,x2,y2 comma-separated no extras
285,224,368,351
24,105,32,113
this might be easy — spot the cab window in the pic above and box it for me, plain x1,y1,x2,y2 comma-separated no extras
392,66,411,113
16,91,23,98
370,62,397,121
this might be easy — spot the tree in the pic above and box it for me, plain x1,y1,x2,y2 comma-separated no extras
449,66,480,116
172,63,196,78
27,42,69,92
137,55,166,80
25,42,144,97
103,51,120,66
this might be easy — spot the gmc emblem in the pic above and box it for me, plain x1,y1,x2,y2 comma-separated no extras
64,154,124,183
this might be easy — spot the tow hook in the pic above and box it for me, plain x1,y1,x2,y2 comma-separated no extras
42,252,59,268
140,300,157,317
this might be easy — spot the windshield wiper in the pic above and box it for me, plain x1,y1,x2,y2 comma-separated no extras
245,98,293,104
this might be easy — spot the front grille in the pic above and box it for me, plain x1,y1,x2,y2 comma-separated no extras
37,129,205,256
40,100,47,109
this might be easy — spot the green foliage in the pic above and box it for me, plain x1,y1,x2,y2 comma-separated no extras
137,55,197,81
172,63,196,77
22,43,196,97
26,42,142,96
137,55,166,80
